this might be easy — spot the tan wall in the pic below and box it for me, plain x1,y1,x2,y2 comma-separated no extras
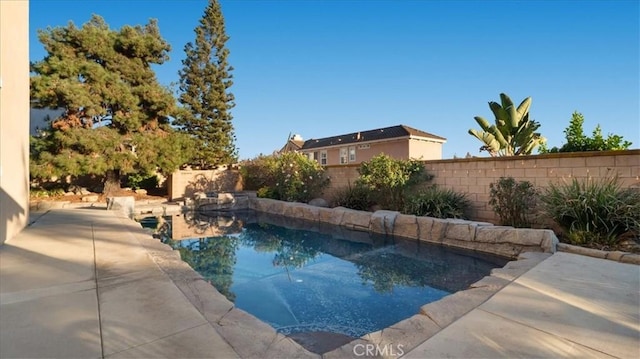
0,1,30,244
408,138,443,160
323,150,640,223
301,138,412,166
168,168,242,201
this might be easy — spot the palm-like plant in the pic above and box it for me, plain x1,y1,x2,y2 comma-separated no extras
469,93,546,156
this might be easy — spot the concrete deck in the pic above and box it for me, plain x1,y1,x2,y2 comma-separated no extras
1,209,638,358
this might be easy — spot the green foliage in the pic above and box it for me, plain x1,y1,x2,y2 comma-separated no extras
174,236,239,301
356,154,432,211
240,155,278,191
469,93,546,156
489,177,538,227
176,0,237,168
331,182,375,211
540,176,640,246
239,223,322,269
539,112,632,153
240,152,329,202
404,185,470,219
29,15,192,193
30,187,66,199
124,173,159,190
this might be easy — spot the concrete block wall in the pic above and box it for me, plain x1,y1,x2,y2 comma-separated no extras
322,164,360,199
323,150,640,223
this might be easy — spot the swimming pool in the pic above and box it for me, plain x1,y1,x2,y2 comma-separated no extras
145,211,507,339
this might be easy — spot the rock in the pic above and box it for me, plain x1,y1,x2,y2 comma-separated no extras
107,196,135,217
135,188,148,195
79,188,92,195
217,192,234,204
369,210,399,235
444,220,477,242
67,184,82,195
81,195,99,203
339,208,371,231
308,198,328,207
63,192,75,196
193,191,207,200
393,214,418,239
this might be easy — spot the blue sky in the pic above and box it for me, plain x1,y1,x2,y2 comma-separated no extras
30,0,640,160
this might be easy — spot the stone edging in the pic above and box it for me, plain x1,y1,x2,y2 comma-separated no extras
557,243,640,265
249,198,558,259
116,214,321,359
322,252,552,359
121,209,553,359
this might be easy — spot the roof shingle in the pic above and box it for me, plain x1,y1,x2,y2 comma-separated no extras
301,124,446,150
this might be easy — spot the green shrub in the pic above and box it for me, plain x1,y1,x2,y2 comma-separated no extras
124,173,159,190
404,185,470,219
489,177,538,227
240,152,329,202
540,176,640,246
331,183,375,211
240,155,278,191
356,154,432,211
30,187,65,198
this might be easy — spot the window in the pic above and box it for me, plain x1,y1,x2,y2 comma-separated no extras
339,148,348,164
320,151,327,165
349,146,356,162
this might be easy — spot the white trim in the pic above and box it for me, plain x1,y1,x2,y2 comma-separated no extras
348,146,356,162
409,135,447,144
339,147,348,164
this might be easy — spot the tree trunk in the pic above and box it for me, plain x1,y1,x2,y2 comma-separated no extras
103,169,121,196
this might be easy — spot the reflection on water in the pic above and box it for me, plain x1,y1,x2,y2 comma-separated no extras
145,210,508,338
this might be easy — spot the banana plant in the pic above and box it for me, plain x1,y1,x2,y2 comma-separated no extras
468,93,546,156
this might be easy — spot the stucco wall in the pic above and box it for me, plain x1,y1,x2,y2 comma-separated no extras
408,138,443,160
324,150,640,223
0,1,30,244
168,168,242,201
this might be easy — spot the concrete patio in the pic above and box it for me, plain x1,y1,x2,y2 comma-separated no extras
0,209,638,358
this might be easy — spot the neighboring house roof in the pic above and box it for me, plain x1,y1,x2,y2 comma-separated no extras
279,139,305,153
301,124,446,150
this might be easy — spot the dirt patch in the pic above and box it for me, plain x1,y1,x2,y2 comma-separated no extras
30,189,168,204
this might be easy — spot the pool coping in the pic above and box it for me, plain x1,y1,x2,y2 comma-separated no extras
130,200,578,358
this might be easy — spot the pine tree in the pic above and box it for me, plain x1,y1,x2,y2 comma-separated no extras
30,15,193,194
177,0,237,168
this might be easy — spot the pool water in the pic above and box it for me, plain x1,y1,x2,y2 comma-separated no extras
144,212,507,338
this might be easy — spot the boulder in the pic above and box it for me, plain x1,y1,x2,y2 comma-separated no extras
308,198,328,207
107,196,135,217
135,188,148,195
369,210,398,235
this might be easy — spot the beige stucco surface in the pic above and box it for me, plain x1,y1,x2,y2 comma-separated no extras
302,137,442,166
0,0,30,244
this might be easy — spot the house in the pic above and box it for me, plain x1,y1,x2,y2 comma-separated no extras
287,124,446,166
1,0,30,244
279,133,305,153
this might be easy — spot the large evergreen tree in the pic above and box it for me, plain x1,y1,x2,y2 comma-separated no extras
177,0,237,168
30,15,192,194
